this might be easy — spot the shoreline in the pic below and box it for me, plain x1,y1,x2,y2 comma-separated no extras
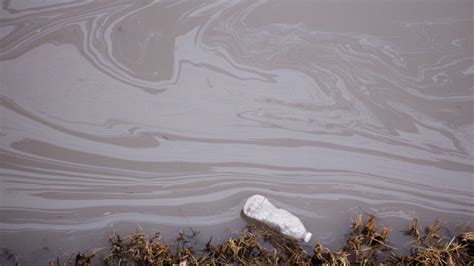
2,214,472,265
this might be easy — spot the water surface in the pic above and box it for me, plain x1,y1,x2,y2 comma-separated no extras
0,0,473,264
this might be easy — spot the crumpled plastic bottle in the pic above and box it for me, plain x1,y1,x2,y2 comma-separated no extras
243,194,312,243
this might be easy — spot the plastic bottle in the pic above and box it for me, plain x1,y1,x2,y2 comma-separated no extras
243,194,312,243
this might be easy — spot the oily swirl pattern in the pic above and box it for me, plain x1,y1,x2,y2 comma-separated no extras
0,0,473,263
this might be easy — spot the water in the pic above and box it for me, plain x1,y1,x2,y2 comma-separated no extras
0,0,473,264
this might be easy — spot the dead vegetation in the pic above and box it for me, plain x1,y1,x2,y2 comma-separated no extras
343,214,393,264
390,218,473,265
6,215,472,265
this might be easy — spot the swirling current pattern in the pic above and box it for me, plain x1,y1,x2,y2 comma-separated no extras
0,0,473,263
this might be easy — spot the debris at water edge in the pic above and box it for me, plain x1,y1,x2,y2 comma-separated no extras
2,214,472,265
243,194,312,243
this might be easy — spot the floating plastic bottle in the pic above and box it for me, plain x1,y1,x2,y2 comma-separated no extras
243,194,312,243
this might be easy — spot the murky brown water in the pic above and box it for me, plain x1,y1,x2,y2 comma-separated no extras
0,0,473,264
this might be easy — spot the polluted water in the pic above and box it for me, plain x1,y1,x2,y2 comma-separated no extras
0,0,473,265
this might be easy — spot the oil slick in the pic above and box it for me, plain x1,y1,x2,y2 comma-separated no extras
0,0,473,264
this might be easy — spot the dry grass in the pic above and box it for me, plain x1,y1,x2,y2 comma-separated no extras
389,218,473,265
343,214,393,265
3,215,472,265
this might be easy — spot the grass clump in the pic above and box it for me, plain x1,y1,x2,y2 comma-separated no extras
2,214,472,265
389,218,473,265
